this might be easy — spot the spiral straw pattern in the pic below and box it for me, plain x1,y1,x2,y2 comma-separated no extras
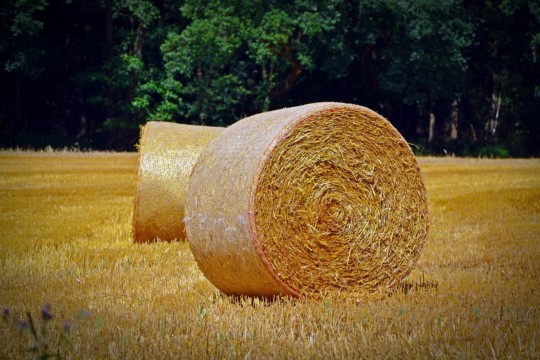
185,103,428,297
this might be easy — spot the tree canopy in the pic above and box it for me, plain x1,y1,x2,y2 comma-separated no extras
0,0,538,156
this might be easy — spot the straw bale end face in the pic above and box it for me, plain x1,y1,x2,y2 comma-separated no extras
185,103,429,297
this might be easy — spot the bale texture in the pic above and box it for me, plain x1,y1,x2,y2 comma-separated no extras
133,121,223,243
185,103,428,297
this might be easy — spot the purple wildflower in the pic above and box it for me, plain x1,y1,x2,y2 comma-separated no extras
1,307,9,319
18,319,30,330
40,303,53,322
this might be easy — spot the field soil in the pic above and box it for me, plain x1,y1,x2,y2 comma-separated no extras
0,151,539,359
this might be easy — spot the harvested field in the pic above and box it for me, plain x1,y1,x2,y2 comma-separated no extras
0,151,538,359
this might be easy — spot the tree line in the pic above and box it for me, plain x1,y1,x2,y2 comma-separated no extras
0,0,538,156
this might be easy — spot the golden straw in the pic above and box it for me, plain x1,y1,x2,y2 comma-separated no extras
185,103,428,297
133,121,223,243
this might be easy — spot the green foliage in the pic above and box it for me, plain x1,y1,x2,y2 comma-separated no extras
463,0,540,155
136,0,343,126
0,0,538,154
0,0,48,77
377,0,473,109
133,77,185,121
477,145,510,159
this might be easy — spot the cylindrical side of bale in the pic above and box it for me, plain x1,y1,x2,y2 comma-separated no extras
185,103,429,297
133,121,223,243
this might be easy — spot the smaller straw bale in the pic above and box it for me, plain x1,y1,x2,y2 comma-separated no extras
185,102,429,297
133,121,223,243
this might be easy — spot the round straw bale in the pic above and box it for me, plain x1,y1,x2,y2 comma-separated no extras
185,103,428,297
133,121,223,243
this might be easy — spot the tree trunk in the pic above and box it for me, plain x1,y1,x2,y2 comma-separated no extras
76,115,87,139
131,19,145,58
469,123,477,143
428,112,436,144
486,81,502,139
269,43,302,100
449,98,459,141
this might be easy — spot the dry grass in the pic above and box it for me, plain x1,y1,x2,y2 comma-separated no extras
0,152,539,359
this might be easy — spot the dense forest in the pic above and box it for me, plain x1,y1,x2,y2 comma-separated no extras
0,0,538,156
